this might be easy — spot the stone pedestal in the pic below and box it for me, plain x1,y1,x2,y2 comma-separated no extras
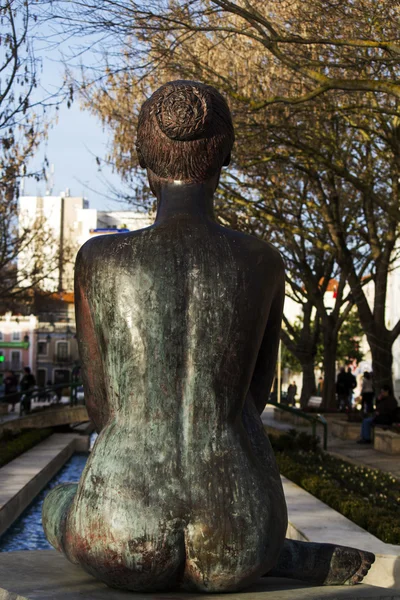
0,550,398,599
331,419,361,440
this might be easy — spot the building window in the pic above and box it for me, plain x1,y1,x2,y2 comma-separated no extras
37,341,48,356
56,342,69,360
11,351,21,370
12,331,21,341
0,332,3,341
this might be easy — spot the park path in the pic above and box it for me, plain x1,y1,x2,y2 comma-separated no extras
261,406,400,480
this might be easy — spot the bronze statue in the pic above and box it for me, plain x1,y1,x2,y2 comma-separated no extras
42,80,374,592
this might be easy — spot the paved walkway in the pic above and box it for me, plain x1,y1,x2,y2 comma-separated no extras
262,406,400,479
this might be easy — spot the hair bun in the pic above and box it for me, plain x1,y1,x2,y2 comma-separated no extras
155,83,213,141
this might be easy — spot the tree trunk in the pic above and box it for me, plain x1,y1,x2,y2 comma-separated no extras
300,360,317,409
321,329,338,412
367,329,394,396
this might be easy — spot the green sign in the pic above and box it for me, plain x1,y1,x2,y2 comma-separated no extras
0,341,29,349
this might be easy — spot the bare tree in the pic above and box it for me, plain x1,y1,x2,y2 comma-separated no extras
0,1,70,310
48,0,400,395
47,1,400,103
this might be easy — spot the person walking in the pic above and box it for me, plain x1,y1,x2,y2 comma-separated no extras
4,370,19,412
361,371,374,414
336,368,348,411
358,384,398,444
286,381,297,407
19,367,36,416
344,367,357,410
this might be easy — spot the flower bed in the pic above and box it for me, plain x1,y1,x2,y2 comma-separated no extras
0,429,53,468
270,430,400,545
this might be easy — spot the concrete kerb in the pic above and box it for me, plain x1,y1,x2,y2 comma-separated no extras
0,433,89,537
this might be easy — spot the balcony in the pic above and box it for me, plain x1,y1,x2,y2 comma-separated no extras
52,354,73,365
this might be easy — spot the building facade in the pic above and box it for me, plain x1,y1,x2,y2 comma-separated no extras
0,313,37,383
18,192,153,294
13,192,153,387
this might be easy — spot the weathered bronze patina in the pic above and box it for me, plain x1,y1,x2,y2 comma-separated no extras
43,80,374,592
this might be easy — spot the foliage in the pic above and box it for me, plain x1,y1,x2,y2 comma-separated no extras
283,309,364,373
49,1,400,105
0,428,53,468
332,309,364,366
270,430,400,544
281,336,302,373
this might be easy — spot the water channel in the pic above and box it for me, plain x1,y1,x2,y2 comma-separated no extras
0,453,88,552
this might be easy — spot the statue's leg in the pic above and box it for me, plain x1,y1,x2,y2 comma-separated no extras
266,539,375,585
42,483,78,560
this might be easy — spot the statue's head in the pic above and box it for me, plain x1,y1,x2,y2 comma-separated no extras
136,80,234,184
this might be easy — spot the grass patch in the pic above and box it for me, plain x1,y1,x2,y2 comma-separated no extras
270,430,400,545
0,429,53,468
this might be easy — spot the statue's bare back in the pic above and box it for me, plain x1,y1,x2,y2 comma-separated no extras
42,80,375,592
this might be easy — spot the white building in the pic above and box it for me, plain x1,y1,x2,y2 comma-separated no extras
18,192,153,293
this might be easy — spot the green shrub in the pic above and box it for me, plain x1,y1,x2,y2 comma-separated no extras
270,429,400,544
0,428,53,468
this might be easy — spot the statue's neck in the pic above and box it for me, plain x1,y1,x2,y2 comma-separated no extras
154,181,216,224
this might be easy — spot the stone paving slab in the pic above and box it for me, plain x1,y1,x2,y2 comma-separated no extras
0,551,398,599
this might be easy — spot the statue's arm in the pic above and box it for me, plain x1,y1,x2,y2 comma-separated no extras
75,246,110,432
249,262,285,415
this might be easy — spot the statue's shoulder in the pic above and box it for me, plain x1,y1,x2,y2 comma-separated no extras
76,225,154,264
217,224,285,273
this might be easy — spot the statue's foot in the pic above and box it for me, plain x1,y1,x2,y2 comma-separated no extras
266,539,375,586
329,546,375,586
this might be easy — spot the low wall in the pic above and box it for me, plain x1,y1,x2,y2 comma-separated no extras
0,434,88,537
0,406,89,437
331,419,361,440
374,429,400,454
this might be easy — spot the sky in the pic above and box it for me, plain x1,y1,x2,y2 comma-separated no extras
22,45,130,212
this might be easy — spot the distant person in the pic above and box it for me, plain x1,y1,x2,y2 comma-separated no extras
286,381,297,407
317,376,324,396
336,367,348,411
358,384,398,444
345,367,357,409
361,371,374,414
4,370,18,412
19,367,36,416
